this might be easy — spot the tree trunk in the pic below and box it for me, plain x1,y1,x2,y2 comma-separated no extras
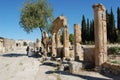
39,28,43,44
39,28,48,58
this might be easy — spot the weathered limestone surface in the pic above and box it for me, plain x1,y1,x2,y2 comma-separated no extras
74,24,83,61
93,4,107,67
74,24,81,43
52,16,69,58
16,39,34,49
52,33,57,57
3,38,16,52
52,16,67,34
69,61,83,74
63,26,69,57
56,30,61,48
102,62,120,75
56,30,62,56
0,38,5,53
0,39,3,47
84,48,95,63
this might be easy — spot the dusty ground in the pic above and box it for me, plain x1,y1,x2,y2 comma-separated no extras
0,50,119,80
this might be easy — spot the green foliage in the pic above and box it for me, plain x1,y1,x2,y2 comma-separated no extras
23,42,27,46
90,20,94,42
81,7,120,44
81,15,87,43
108,47,120,55
110,60,120,64
81,15,94,44
106,8,116,43
19,0,53,35
86,19,90,41
60,34,63,45
116,33,120,43
45,24,53,36
117,7,120,32
59,28,65,45
69,34,74,45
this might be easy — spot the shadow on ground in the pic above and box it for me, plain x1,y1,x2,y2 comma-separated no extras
1,53,26,57
42,61,59,67
100,72,120,80
45,70,117,80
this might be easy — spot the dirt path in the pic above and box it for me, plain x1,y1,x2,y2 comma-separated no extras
0,52,40,80
0,52,117,80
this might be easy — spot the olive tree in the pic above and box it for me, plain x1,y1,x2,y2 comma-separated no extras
19,0,53,39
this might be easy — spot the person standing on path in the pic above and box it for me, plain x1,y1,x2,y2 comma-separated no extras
26,46,30,56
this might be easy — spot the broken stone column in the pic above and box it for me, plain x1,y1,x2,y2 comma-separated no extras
52,33,57,57
63,26,69,58
56,30,62,56
93,4,107,68
74,24,83,61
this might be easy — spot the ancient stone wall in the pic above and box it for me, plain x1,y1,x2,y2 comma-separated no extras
0,39,3,47
0,38,5,53
3,38,16,52
102,62,120,75
16,40,33,47
84,48,95,63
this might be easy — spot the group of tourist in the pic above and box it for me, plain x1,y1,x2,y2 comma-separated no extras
26,46,42,57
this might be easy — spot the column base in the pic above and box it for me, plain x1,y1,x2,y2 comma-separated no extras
94,66,102,72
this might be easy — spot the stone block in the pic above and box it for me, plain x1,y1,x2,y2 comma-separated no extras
69,61,83,74
75,43,84,61
84,48,95,63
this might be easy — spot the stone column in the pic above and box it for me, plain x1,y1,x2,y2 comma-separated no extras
56,30,61,56
52,33,57,57
93,4,107,68
63,26,69,58
56,30,61,48
74,24,83,61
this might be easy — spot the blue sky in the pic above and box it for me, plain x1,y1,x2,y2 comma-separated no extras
0,0,120,41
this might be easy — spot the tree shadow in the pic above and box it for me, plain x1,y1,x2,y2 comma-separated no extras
1,53,26,57
45,70,113,80
41,61,59,67
100,72,120,80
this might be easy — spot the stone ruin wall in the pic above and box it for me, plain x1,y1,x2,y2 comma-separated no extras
102,62,120,75
52,4,108,71
3,38,16,52
0,37,35,53
0,38,5,53
16,40,34,47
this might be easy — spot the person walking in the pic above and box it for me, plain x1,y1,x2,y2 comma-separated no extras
26,46,30,56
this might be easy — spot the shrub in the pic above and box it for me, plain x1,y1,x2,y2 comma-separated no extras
108,47,120,55
116,33,120,43
110,60,120,64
